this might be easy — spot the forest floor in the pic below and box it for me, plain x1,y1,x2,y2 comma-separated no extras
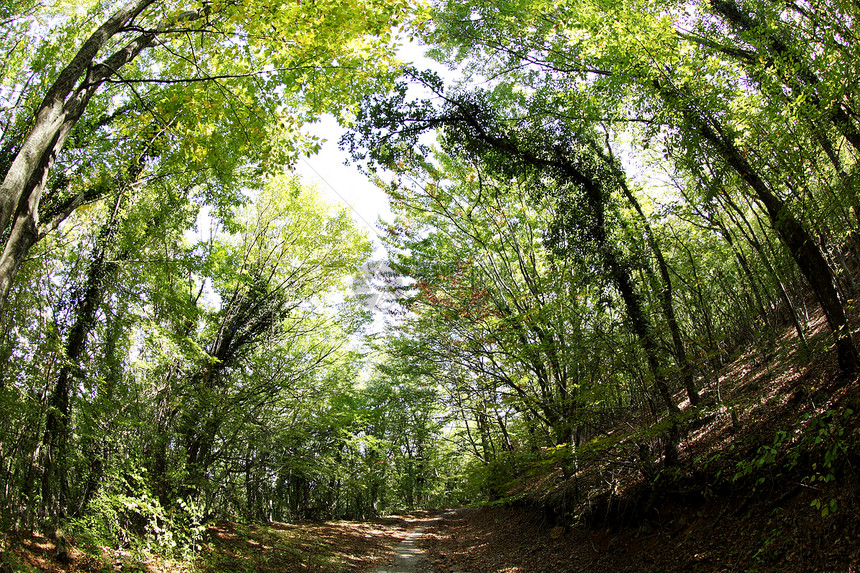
6,511,446,573
10,496,858,572
409,311,860,572
6,310,860,572
5,512,424,572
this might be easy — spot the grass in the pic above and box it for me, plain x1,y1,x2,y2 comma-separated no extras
2,514,412,573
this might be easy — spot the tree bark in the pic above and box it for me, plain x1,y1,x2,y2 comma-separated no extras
673,95,858,374
0,0,211,315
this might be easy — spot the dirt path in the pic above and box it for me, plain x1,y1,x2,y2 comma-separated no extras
373,511,460,573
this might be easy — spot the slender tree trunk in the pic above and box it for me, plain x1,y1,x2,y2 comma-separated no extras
810,127,860,229
667,91,858,374
610,163,700,405
40,192,124,522
424,101,684,463
713,217,771,328
715,193,806,340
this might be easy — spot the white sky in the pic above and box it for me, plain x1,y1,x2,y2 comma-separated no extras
295,41,455,251
295,115,393,249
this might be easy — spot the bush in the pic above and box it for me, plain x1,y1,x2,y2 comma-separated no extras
69,469,204,560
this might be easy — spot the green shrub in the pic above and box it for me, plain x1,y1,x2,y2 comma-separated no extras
69,469,203,560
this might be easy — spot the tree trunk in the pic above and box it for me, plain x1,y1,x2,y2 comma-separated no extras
0,0,207,315
667,91,858,374
40,192,123,521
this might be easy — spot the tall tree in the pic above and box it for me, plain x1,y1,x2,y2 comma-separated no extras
0,0,414,313
426,0,859,374
173,174,372,505
350,84,686,464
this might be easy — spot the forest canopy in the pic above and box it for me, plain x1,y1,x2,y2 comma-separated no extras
1,0,858,567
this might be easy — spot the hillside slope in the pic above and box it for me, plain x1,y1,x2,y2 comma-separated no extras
422,312,860,572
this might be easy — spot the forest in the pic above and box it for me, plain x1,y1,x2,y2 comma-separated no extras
1,0,858,571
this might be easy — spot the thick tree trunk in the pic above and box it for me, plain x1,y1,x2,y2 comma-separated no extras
0,0,157,232
0,0,206,315
0,202,40,314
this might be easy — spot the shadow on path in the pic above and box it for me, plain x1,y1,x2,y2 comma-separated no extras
373,511,460,573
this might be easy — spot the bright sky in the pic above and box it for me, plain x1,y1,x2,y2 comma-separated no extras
295,115,393,249
295,41,454,251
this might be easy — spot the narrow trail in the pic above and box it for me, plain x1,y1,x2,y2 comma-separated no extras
374,510,460,573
